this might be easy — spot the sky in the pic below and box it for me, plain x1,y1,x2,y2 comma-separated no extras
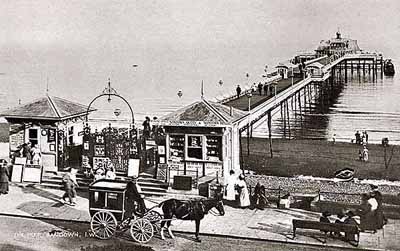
1,0,400,120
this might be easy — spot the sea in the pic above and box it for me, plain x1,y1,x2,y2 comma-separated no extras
1,1,399,144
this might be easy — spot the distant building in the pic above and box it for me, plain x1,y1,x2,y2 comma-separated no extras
293,52,317,65
315,31,361,57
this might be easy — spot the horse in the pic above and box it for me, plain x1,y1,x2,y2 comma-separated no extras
158,197,225,242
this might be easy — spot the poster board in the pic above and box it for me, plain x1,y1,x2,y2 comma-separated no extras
23,165,42,182
11,164,23,182
9,124,25,151
93,157,110,171
127,159,140,177
15,157,27,165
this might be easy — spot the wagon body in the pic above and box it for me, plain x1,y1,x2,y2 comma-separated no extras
88,179,128,221
88,179,163,243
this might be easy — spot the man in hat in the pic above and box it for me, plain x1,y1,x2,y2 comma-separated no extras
125,178,146,216
344,210,359,243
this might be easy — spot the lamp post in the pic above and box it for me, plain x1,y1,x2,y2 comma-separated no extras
246,91,252,156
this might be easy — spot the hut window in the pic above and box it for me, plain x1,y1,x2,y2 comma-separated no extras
206,136,222,161
187,135,203,160
28,128,39,146
68,126,74,145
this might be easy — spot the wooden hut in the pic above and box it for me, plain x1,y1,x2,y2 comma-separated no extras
0,95,94,177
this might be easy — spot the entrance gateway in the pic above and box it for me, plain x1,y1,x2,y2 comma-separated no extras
82,80,140,176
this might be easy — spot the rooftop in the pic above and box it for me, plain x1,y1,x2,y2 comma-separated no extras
159,98,247,127
0,95,95,121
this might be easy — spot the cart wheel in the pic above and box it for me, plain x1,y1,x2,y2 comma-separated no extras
144,210,162,233
90,211,117,240
130,218,154,243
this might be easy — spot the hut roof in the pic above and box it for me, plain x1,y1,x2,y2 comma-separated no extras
159,99,247,127
0,95,94,121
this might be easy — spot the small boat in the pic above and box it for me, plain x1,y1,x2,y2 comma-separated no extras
384,59,395,76
334,168,355,182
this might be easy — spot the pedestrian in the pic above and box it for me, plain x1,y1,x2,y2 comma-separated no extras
236,174,250,208
236,85,241,99
332,134,336,144
359,193,378,232
252,182,268,209
94,168,105,180
361,132,366,145
61,167,79,206
258,82,263,95
358,149,363,161
252,83,257,92
142,116,151,139
31,144,41,165
269,85,274,96
365,131,369,144
224,170,237,203
370,184,386,229
355,131,361,144
362,145,369,161
0,163,10,194
22,141,32,163
263,84,268,96
105,165,116,180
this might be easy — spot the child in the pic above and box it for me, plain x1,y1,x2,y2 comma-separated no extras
61,168,79,206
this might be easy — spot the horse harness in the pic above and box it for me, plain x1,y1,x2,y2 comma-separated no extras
179,199,206,220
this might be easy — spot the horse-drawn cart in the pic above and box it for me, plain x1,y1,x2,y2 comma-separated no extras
88,179,162,243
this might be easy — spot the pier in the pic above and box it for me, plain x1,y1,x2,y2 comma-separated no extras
219,52,385,154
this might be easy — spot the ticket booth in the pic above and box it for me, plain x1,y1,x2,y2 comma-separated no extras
0,95,94,181
158,99,246,190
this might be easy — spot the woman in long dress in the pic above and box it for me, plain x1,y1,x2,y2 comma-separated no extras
237,174,250,208
224,170,237,201
0,164,9,194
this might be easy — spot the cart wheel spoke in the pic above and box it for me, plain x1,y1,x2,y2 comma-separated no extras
91,211,117,240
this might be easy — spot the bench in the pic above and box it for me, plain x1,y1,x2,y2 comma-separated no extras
292,219,360,246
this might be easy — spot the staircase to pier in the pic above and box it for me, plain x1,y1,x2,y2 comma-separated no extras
40,171,168,197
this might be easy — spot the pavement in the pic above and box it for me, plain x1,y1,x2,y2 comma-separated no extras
1,182,399,251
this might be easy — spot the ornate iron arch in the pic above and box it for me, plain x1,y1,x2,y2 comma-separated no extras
85,80,135,125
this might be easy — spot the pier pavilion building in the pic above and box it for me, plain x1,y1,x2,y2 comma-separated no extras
315,31,361,57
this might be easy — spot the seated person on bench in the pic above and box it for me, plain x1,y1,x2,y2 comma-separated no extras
343,210,359,242
334,212,346,237
319,211,332,235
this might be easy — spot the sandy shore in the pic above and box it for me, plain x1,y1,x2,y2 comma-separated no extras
241,138,400,180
